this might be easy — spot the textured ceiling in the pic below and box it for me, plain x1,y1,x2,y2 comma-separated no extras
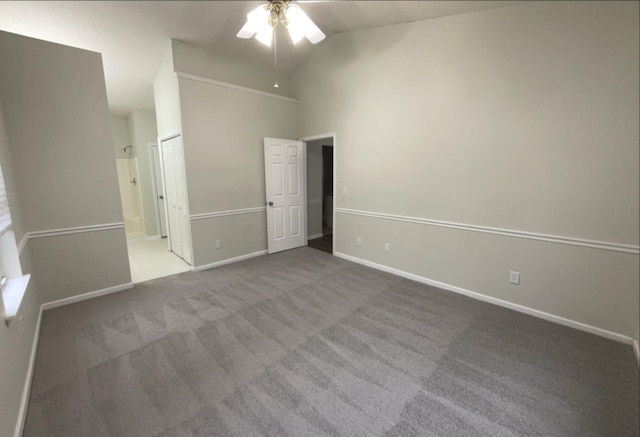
0,1,528,112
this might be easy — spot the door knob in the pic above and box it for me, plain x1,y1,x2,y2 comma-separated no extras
268,201,274,206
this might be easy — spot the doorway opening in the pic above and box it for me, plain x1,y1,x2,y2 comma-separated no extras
304,135,334,254
122,140,190,283
110,112,190,283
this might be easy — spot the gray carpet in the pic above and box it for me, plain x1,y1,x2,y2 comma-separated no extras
24,247,639,436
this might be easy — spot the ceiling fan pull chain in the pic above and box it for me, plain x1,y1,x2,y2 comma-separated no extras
274,27,279,88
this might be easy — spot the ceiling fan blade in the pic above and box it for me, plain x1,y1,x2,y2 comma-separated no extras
304,19,325,44
237,5,269,39
285,5,308,44
287,4,326,44
255,26,273,47
237,21,258,39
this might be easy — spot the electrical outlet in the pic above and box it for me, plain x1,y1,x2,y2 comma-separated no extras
356,237,362,246
342,187,348,195
215,240,222,249
509,271,520,285
384,243,390,252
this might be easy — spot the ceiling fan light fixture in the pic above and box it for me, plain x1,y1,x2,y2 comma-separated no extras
236,1,325,47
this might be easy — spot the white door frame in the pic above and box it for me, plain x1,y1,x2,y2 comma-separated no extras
148,142,167,238
158,133,179,254
300,132,336,254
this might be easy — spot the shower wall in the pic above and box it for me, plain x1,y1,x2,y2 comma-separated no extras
110,114,146,235
126,110,159,237
116,157,144,234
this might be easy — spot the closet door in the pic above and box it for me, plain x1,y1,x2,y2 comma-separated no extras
174,143,192,264
161,135,192,263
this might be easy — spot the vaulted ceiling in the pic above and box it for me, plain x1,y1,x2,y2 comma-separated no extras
0,1,528,112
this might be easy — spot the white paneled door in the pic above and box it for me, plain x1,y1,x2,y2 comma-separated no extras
161,135,193,264
264,138,306,254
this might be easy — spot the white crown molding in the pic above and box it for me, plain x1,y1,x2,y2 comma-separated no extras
191,250,267,272
190,207,266,221
336,208,639,255
27,222,125,240
176,72,298,103
335,251,634,345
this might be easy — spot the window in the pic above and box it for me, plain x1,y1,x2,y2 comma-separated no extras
0,159,29,323
0,157,10,236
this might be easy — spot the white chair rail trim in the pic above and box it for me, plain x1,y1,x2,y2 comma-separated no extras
190,207,267,221
18,223,125,254
336,208,639,255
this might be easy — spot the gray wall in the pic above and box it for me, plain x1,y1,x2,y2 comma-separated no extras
291,1,639,338
0,32,131,302
0,34,127,232
154,43,183,139
154,41,299,268
0,84,40,437
0,31,132,435
177,72,298,267
172,40,291,97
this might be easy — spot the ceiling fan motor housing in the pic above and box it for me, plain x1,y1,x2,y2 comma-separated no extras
268,0,290,28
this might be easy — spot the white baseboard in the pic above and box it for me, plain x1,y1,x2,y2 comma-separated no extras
308,233,323,240
14,305,43,437
41,283,134,311
191,250,267,273
334,252,634,345
15,282,134,435
634,339,639,366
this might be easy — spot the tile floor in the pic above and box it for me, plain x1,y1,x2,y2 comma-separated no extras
126,235,190,283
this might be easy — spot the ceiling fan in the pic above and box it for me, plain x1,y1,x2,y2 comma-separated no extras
236,0,326,47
